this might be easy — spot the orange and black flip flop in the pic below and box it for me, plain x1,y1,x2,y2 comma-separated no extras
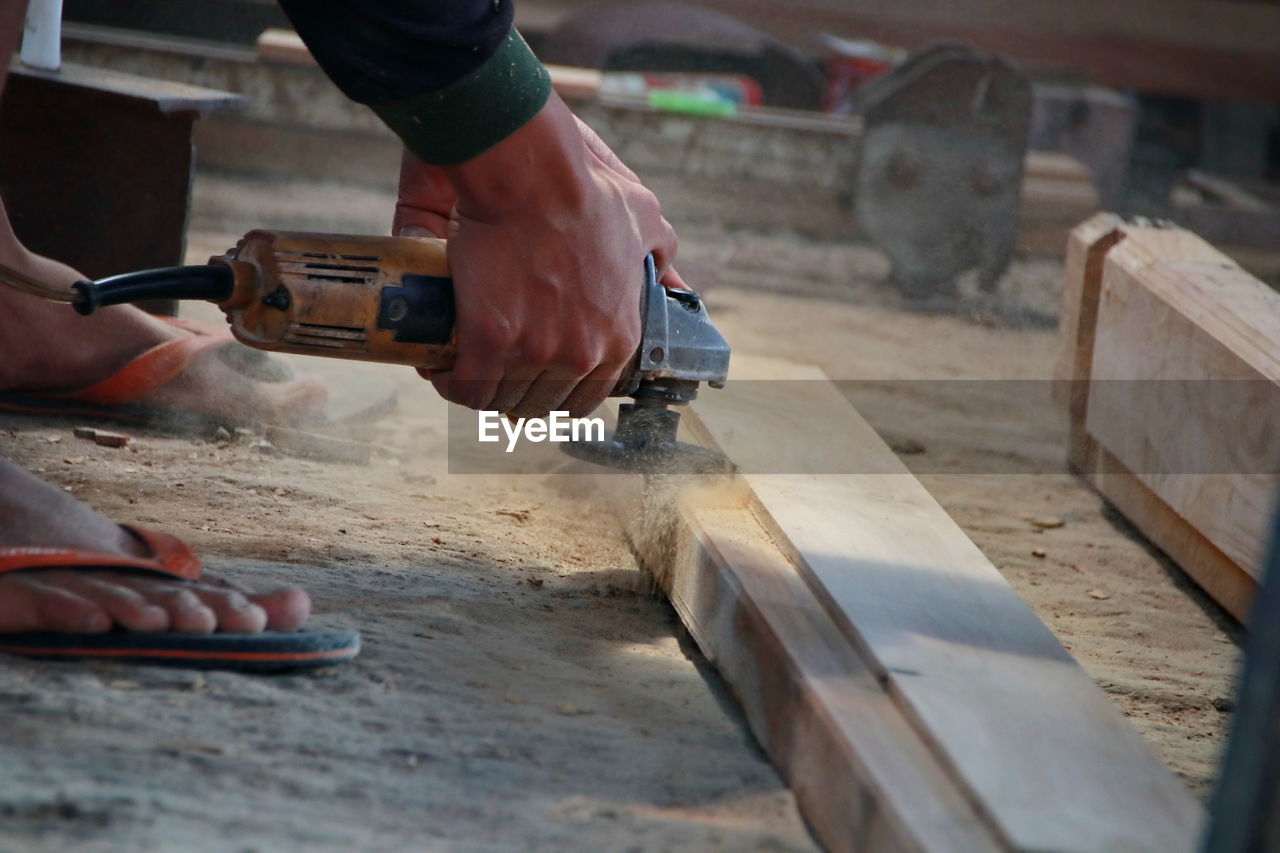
0,526,360,672
0,317,238,428
0,317,395,429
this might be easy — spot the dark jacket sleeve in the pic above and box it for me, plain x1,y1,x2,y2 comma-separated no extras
278,0,551,165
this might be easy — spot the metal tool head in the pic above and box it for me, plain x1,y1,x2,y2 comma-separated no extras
562,256,733,474
614,255,732,394
561,398,733,475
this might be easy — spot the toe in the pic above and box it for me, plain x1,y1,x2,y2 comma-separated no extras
34,582,113,634
154,587,217,634
250,586,311,632
119,573,310,633
0,576,112,634
114,576,218,633
192,587,267,634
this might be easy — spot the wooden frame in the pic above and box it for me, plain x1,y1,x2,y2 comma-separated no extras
605,355,1202,851
0,62,243,313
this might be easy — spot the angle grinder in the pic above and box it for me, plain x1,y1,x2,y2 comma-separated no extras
3,231,731,473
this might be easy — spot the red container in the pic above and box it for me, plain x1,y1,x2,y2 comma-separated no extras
820,34,901,115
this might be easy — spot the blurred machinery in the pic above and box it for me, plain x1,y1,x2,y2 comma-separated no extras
544,6,1035,298
849,44,1032,298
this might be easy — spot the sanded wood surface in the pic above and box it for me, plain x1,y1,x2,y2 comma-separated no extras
675,355,1202,852
1058,219,1280,618
621,484,1000,852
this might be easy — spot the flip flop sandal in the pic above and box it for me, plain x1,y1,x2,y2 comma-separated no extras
0,526,360,672
0,317,397,430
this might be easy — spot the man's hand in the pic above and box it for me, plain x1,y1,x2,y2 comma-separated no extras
393,94,682,418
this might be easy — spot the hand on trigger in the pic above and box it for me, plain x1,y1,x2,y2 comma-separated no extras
392,94,684,418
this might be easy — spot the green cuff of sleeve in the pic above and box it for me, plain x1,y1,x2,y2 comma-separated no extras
371,29,552,166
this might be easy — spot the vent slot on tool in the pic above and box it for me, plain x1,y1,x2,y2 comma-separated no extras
285,323,368,350
275,251,383,285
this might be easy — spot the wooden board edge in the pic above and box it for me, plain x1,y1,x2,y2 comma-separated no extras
1053,213,1125,472
1106,223,1280,380
9,62,247,116
1075,220,1275,615
1086,441,1257,623
623,485,1005,853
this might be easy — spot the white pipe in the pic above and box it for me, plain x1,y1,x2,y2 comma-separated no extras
21,0,63,71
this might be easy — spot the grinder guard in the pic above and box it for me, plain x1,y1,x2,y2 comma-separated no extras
562,255,733,474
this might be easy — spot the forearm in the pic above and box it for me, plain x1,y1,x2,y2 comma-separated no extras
301,0,681,417
278,0,550,165
442,95,589,220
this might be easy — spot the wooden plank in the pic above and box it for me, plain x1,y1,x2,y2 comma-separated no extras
257,27,312,65
619,482,1002,852
1056,220,1280,619
542,64,602,102
250,25,1089,187
9,61,246,115
78,31,1092,254
677,355,1203,852
1090,441,1258,624
1085,225,1280,579
63,21,259,63
522,0,1280,57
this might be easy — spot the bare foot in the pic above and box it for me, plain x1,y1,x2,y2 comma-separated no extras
0,234,327,426
0,457,310,635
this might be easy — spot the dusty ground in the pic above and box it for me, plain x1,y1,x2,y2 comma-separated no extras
0,169,1243,850
0,355,815,852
